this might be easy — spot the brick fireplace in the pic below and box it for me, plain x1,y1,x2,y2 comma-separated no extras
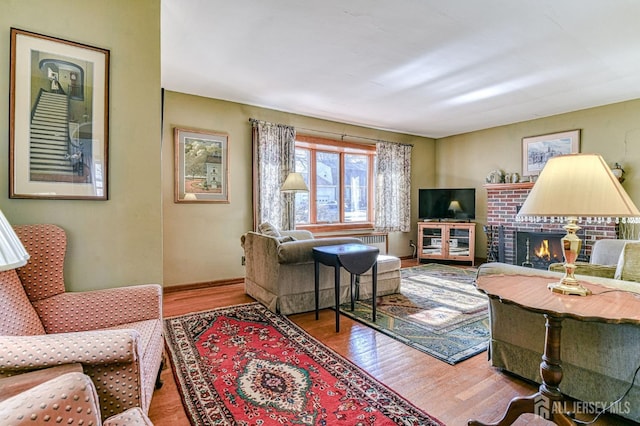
485,182,618,267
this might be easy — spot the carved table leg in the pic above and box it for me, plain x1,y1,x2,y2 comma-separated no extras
468,314,575,426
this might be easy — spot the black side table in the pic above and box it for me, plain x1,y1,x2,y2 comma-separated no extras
312,243,379,332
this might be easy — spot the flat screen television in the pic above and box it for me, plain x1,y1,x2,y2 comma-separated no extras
418,188,476,221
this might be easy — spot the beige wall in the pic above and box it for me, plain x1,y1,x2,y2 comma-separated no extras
436,98,640,254
1,0,163,291
162,91,436,287
6,0,639,290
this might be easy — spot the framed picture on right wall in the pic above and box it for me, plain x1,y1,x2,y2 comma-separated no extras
522,129,580,177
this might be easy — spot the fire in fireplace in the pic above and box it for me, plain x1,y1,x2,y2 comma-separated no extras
515,231,578,270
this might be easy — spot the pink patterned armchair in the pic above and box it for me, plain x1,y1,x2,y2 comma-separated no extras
0,224,164,420
0,364,153,425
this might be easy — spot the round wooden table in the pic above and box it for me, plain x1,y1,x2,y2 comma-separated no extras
469,273,640,426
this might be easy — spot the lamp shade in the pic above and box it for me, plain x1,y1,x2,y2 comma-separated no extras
448,200,462,212
183,193,197,200
281,172,309,193
516,154,640,223
0,210,29,271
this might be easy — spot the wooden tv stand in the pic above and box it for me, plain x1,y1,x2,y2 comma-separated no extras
417,221,475,265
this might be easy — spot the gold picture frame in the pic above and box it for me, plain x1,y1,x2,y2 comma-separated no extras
10,28,109,200
522,129,580,177
174,127,229,203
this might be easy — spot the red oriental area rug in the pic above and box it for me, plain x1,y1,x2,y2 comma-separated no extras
164,302,443,426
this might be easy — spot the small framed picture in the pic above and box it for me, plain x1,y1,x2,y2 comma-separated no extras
174,127,229,203
10,28,109,200
522,129,580,176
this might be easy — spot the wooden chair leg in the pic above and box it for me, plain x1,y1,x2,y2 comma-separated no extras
155,364,164,389
155,354,166,389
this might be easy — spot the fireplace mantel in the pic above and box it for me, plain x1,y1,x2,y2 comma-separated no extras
483,182,534,190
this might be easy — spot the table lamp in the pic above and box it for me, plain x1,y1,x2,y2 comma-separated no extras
516,153,640,296
0,209,29,271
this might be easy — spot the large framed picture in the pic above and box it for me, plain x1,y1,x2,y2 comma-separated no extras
522,129,580,177
9,28,110,200
174,127,229,203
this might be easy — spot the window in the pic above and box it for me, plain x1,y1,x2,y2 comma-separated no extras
294,135,376,231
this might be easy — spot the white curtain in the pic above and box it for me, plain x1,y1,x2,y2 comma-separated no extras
375,141,412,232
251,120,296,230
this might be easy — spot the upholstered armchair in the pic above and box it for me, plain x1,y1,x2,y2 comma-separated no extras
0,224,164,420
0,364,153,425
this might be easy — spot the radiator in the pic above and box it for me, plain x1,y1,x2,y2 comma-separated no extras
353,233,388,254
317,232,388,254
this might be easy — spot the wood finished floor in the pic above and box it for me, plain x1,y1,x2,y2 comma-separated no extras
149,260,637,425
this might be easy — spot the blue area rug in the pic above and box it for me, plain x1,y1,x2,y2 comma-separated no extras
340,263,489,364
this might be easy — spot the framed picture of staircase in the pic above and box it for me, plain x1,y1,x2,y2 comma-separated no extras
9,28,110,200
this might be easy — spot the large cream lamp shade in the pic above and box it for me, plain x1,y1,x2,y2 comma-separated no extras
516,153,640,295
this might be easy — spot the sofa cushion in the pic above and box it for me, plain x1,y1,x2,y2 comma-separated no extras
361,254,401,275
614,242,640,282
258,222,281,237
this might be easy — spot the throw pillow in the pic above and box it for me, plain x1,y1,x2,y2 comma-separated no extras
258,222,281,237
614,242,640,283
276,235,295,243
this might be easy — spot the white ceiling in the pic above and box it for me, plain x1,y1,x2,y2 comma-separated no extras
161,0,640,139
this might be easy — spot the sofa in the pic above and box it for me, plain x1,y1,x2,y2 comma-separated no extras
0,224,164,420
477,239,640,422
241,225,401,315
